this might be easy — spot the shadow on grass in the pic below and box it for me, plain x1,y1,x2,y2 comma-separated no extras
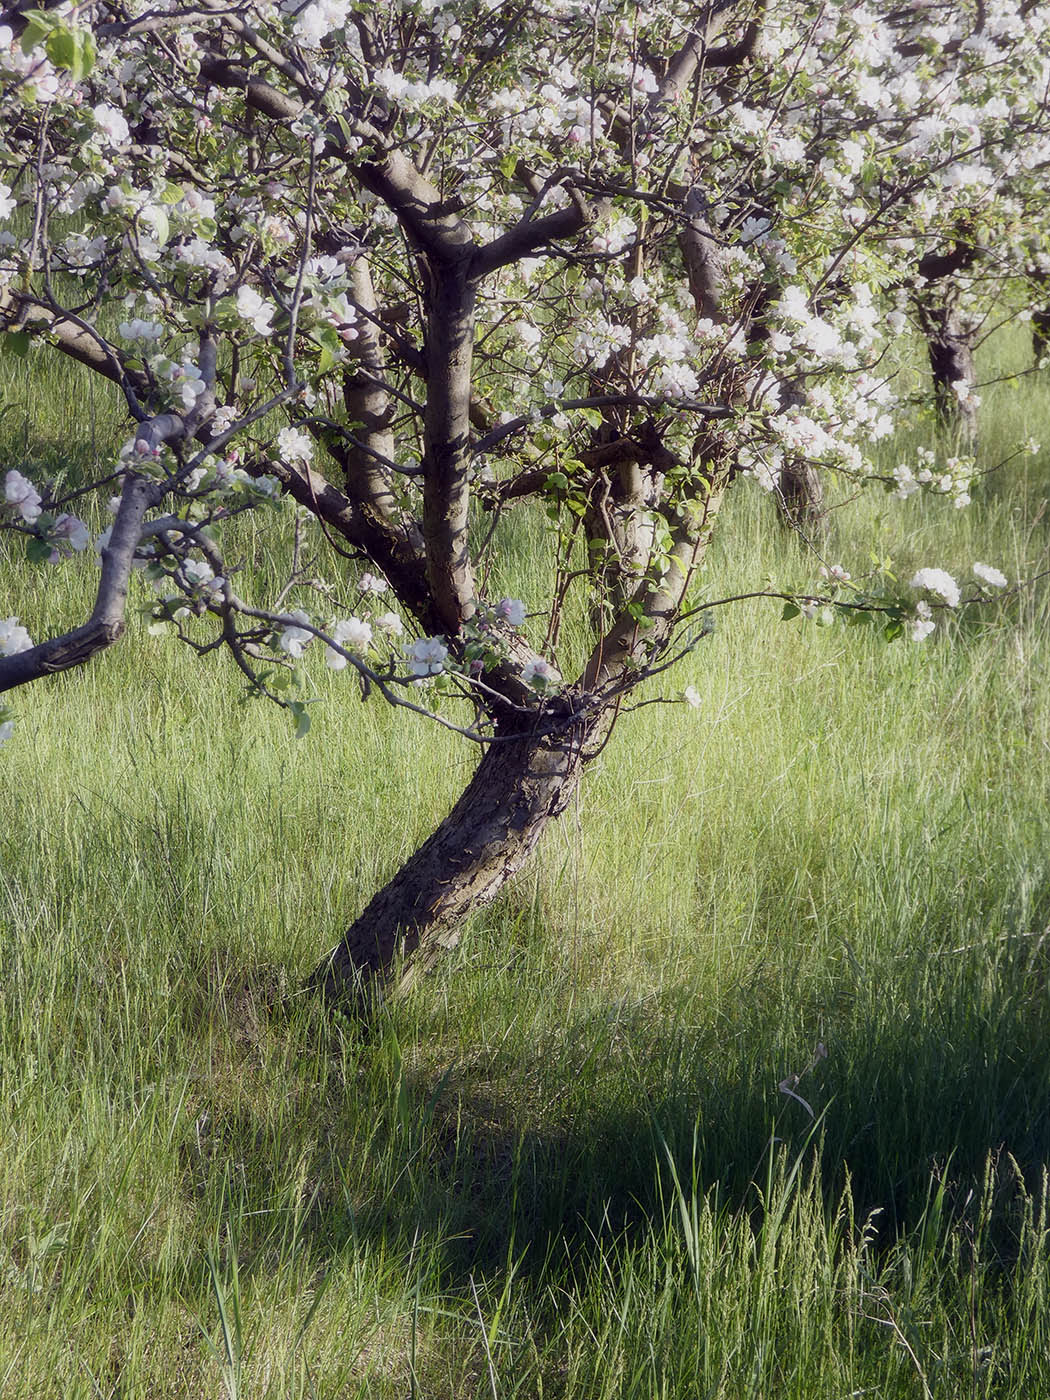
175,922,1050,1294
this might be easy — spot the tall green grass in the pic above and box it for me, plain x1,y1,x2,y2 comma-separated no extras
2,326,1050,1396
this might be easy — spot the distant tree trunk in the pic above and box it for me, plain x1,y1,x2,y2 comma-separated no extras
1033,307,1050,365
774,381,826,537
311,701,605,1007
777,459,826,535
918,303,978,447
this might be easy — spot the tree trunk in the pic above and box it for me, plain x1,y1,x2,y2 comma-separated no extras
1033,307,1050,365
770,382,826,538
311,701,605,1008
922,306,978,447
777,458,826,536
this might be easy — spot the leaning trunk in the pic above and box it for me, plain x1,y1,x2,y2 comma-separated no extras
312,702,604,1007
921,306,978,447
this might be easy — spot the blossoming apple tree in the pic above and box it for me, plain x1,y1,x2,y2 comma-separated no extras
0,0,1045,1004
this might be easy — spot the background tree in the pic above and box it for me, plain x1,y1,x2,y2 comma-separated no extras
0,0,1045,1007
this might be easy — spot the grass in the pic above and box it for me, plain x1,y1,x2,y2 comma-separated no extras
2,325,1050,1395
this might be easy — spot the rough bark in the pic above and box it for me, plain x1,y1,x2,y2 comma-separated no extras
421,256,478,631
777,458,826,536
919,304,978,446
582,434,732,690
311,701,603,1007
678,194,723,322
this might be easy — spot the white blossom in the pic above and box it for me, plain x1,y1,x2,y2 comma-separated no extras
182,558,223,593
973,563,1007,588
327,616,372,667
514,321,543,351
405,636,448,676
5,469,42,523
118,319,165,342
522,656,556,688
92,104,130,146
52,514,90,553
278,611,313,657
0,616,33,655
496,598,526,627
276,427,313,464
909,568,960,607
909,600,936,642
375,611,404,636
235,285,276,336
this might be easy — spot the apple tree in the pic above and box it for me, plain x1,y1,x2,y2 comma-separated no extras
0,0,1044,1006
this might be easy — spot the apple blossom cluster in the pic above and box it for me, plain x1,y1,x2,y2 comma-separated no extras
47,513,91,561
910,568,962,609
902,562,1007,641
4,471,42,524
903,565,1006,641
405,636,448,677
2,469,93,564
785,553,1011,645
892,450,975,509
181,455,281,506
149,357,207,414
267,589,540,692
267,572,409,674
0,616,33,656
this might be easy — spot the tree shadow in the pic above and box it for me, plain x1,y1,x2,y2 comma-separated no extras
175,927,1050,1293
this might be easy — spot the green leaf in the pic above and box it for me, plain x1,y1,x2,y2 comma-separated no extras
310,326,344,374
20,10,55,54
498,151,518,179
883,618,904,642
143,205,170,248
44,26,93,79
781,601,800,620
333,113,359,150
288,702,312,739
44,26,77,72
2,332,31,358
25,535,53,565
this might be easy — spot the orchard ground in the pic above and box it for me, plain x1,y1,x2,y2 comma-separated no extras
3,326,1050,1396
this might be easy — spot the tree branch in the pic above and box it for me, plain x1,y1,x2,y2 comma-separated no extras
420,260,478,630
1,291,149,413
474,201,593,276
197,55,474,261
248,455,438,632
0,472,164,694
580,440,733,689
